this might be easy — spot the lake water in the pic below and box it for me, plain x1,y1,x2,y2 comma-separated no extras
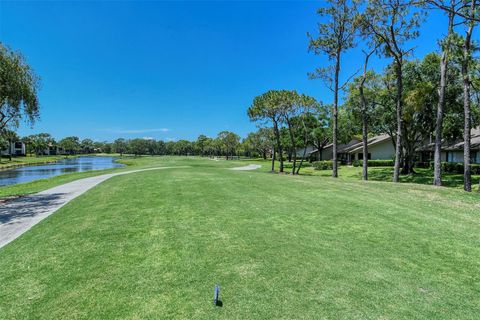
0,156,125,187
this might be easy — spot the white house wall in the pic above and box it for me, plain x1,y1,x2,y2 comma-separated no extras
319,148,333,161
369,141,395,160
445,151,480,164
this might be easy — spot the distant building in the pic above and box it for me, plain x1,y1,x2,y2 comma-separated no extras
306,135,394,164
41,144,65,156
418,128,480,164
304,129,480,165
1,141,26,156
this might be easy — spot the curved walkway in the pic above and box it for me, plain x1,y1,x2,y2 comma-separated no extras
229,164,262,171
0,167,186,249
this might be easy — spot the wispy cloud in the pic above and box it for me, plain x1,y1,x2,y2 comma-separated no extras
99,128,170,134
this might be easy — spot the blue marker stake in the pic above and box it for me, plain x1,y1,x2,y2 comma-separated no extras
214,285,220,306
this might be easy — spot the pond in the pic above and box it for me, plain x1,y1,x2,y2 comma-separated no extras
0,156,125,187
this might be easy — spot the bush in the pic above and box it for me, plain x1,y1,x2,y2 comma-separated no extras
429,161,480,174
352,160,394,167
414,162,430,169
313,160,333,170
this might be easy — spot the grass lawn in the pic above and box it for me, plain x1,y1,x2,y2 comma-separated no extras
1,157,479,319
296,164,480,192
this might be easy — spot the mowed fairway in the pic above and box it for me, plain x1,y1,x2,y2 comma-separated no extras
0,158,479,319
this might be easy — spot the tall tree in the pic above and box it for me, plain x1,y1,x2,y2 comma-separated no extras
245,128,273,160
30,133,54,155
308,0,357,178
128,138,148,156
218,131,240,160
248,90,287,173
280,91,319,175
112,138,128,156
80,138,94,154
459,0,478,191
59,136,80,155
346,67,381,180
427,0,460,186
308,103,331,161
195,135,209,156
362,0,424,182
358,49,378,180
0,43,40,131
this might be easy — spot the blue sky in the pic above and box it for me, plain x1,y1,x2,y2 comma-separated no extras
1,1,447,142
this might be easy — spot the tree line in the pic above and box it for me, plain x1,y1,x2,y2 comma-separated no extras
1,131,260,159
247,0,480,192
1,0,479,191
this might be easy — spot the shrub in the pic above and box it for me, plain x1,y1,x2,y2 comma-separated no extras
313,160,333,170
429,161,480,175
352,160,394,167
414,162,430,169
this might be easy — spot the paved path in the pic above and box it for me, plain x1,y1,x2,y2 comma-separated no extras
229,164,262,171
0,167,185,249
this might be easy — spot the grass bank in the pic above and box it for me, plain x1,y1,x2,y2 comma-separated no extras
281,161,480,192
0,157,479,319
0,155,71,170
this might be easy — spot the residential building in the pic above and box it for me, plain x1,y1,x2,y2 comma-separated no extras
1,141,26,156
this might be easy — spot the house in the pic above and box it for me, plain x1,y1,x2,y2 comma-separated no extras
305,128,480,165
345,134,395,162
306,139,359,162
418,128,480,164
41,144,65,156
1,141,26,156
307,135,395,164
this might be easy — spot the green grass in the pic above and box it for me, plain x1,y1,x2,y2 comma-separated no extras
1,157,479,319
296,164,480,192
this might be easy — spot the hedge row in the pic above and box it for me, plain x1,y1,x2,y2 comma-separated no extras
312,160,333,170
352,160,394,167
429,161,480,174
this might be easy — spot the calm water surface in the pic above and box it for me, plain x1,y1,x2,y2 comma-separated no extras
0,156,125,187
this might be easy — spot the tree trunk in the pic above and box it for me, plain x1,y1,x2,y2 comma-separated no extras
434,51,448,185
361,114,368,180
271,145,275,171
296,119,309,175
393,59,404,183
463,84,471,192
286,117,297,175
402,141,416,175
332,51,341,178
463,6,474,192
273,120,284,172
359,49,373,181
314,141,322,161
296,146,307,175
434,5,455,186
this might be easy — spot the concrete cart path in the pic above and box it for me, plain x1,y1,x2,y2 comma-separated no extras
0,166,186,249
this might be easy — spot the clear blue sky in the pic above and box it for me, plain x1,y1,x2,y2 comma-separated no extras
1,1,446,142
